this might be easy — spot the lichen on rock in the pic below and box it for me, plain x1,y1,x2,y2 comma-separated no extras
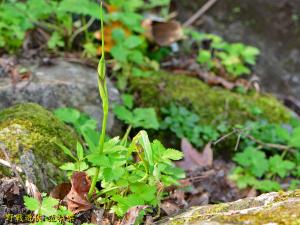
0,103,78,191
130,71,291,126
158,190,300,225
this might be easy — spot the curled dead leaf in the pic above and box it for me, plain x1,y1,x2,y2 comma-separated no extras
177,139,213,170
50,183,71,200
66,172,92,214
160,201,180,216
142,19,183,46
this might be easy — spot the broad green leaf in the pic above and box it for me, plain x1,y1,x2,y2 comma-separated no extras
128,50,144,65
24,196,40,211
40,197,59,216
121,94,134,109
54,108,80,124
137,130,153,167
111,28,126,43
132,108,159,129
162,148,183,160
56,143,76,161
58,0,100,18
255,180,281,192
197,50,211,64
124,35,143,49
289,127,300,148
87,153,110,167
113,105,134,123
82,127,100,152
47,31,64,49
111,45,129,63
233,147,268,178
60,162,76,171
76,142,84,161
268,155,295,178
132,67,153,77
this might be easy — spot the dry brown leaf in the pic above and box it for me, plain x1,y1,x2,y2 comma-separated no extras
188,192,209,207
142,19,183,46
66,172,92,214
25,180,42,203
121,205,148,225
160,201,180,216
50,183,71,200
177,139,213,170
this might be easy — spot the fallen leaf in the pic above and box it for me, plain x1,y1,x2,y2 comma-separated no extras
66,172,92,214
121,205,148,225
142,19,183,46
160,201,180,215
177,139,213,170
188,192,209,207
50,183,71,200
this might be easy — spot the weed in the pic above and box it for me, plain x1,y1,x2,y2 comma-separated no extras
24,3,185,224
161,104,223,148
230,119,300,192
186,29,260,78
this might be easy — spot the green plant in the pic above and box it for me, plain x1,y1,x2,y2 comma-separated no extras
113,94,159,137
54,108,98,136
161,104,223,147
0,0,100,52
230,119,300,192
186,29,260,78
53,4,185,221
102,0,162,90
24,195,93,225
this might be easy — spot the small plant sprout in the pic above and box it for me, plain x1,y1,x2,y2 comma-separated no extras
88,0,108,199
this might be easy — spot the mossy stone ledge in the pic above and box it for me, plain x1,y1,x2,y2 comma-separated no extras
130,71,291,126
158,190,300,225
0,103,78,191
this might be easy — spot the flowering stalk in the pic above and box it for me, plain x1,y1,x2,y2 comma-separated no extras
88,1,108,199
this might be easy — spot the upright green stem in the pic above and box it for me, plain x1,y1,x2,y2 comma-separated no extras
121,125,132,146
88,1,107,199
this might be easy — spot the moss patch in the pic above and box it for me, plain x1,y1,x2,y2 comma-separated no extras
160,190,300,225
215,200,300,225
130,71,290,126
0,103,78,189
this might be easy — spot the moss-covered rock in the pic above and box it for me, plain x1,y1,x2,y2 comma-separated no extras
158,190,300,225
130,71,291,126
0,103,78,191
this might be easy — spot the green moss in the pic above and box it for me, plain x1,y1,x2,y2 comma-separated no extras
216,201,300,225
130,71,290,126
162,191,300,225
273,190,300,203
0,103,78,181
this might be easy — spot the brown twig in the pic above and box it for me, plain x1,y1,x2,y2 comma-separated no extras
214,127,294,153
242,133,293,152
0,142,25,187
183,0,219,27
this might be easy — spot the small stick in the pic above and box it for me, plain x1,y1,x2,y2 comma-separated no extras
183,0,219,27
0,142,25,187
0,158,23,172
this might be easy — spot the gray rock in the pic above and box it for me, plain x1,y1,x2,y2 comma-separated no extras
0,59,120,133
158,190,300,224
